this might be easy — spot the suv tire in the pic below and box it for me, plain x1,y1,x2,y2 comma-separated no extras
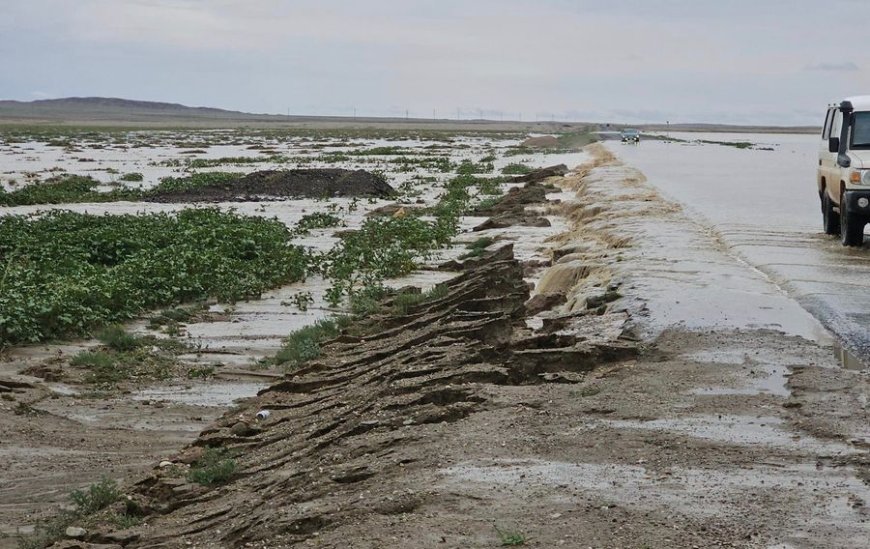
822,191,840,235
840,193,865,246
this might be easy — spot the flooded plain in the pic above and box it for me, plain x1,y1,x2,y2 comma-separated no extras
609,133,870,362
3,129,870,548
0,128,590,542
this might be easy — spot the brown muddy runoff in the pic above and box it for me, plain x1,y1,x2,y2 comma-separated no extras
3,147,870,549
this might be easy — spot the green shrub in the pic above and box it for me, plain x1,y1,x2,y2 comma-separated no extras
459,237,496,259
295,212,342,233
97,325,141,352
501,163,532,175
70,350,125,384
119,172,144,182
272,318,344,368
188,448,236,486
456,159,493,175
17,478,122,549
69,476,121,514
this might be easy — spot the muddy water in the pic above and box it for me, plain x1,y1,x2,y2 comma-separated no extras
608,134,870,363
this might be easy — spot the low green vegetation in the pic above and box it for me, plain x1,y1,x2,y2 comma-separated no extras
69,476,122,514
501,163,532,175
294,212,342,233
389,155,454,173
269,317,348,369
475,195,503,211
349,146,410,156
0,209,307,346
147,171,240,195
390,284,449,316
0,175,139,206
188,448,237,486
456,158,494,175
158,155,288,168
97,324,141,352
118,172,144,182
0,172,244,205
147,303,207,333
69,328,189,385
495,525,527,546
459,236,496,259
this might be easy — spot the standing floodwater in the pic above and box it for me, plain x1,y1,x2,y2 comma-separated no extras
609,133,870,362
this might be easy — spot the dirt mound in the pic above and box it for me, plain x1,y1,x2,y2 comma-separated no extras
147,169,396,202
471,181,561,230
83,249,634,548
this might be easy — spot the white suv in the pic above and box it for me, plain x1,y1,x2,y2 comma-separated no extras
818,96,870,246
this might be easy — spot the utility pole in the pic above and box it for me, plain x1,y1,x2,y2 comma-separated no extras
456,108,460,121
353,107,357,119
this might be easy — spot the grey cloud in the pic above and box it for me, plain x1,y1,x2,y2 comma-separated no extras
805,62,859,72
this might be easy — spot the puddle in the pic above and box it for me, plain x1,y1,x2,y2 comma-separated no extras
835,342,867,370
132,381,268,407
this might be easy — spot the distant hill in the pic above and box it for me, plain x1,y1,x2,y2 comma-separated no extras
0,96,819,133
0,97,274,123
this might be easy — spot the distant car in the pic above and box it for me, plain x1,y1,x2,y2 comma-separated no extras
621,129,640,143
818,96,870,246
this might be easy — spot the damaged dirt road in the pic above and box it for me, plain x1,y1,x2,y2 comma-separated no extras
11,145,870,548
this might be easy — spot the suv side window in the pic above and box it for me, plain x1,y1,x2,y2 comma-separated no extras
831,110,843,142
823,108,835,139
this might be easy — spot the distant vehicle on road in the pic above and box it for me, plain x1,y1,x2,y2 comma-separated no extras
818,96,870,246
621,128,640,143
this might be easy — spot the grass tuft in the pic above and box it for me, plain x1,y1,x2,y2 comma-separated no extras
96,325,141,352
272,318,345,369
495,526,527,546
188,448,237,486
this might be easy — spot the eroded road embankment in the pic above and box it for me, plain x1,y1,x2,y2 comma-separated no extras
48,146,870,549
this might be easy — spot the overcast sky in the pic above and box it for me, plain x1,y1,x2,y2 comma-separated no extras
2,0,869,125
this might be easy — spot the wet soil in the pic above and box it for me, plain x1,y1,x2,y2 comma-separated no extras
5,144,870,549
146,169,396,203
471,181,561,230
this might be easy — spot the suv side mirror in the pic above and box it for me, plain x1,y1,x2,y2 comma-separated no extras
829,137,840,153
838,153,852,168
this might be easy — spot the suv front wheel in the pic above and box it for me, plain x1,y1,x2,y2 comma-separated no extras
822,191,840,235
840,192,865,246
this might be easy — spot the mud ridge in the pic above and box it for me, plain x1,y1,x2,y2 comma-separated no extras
79,248,635,548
